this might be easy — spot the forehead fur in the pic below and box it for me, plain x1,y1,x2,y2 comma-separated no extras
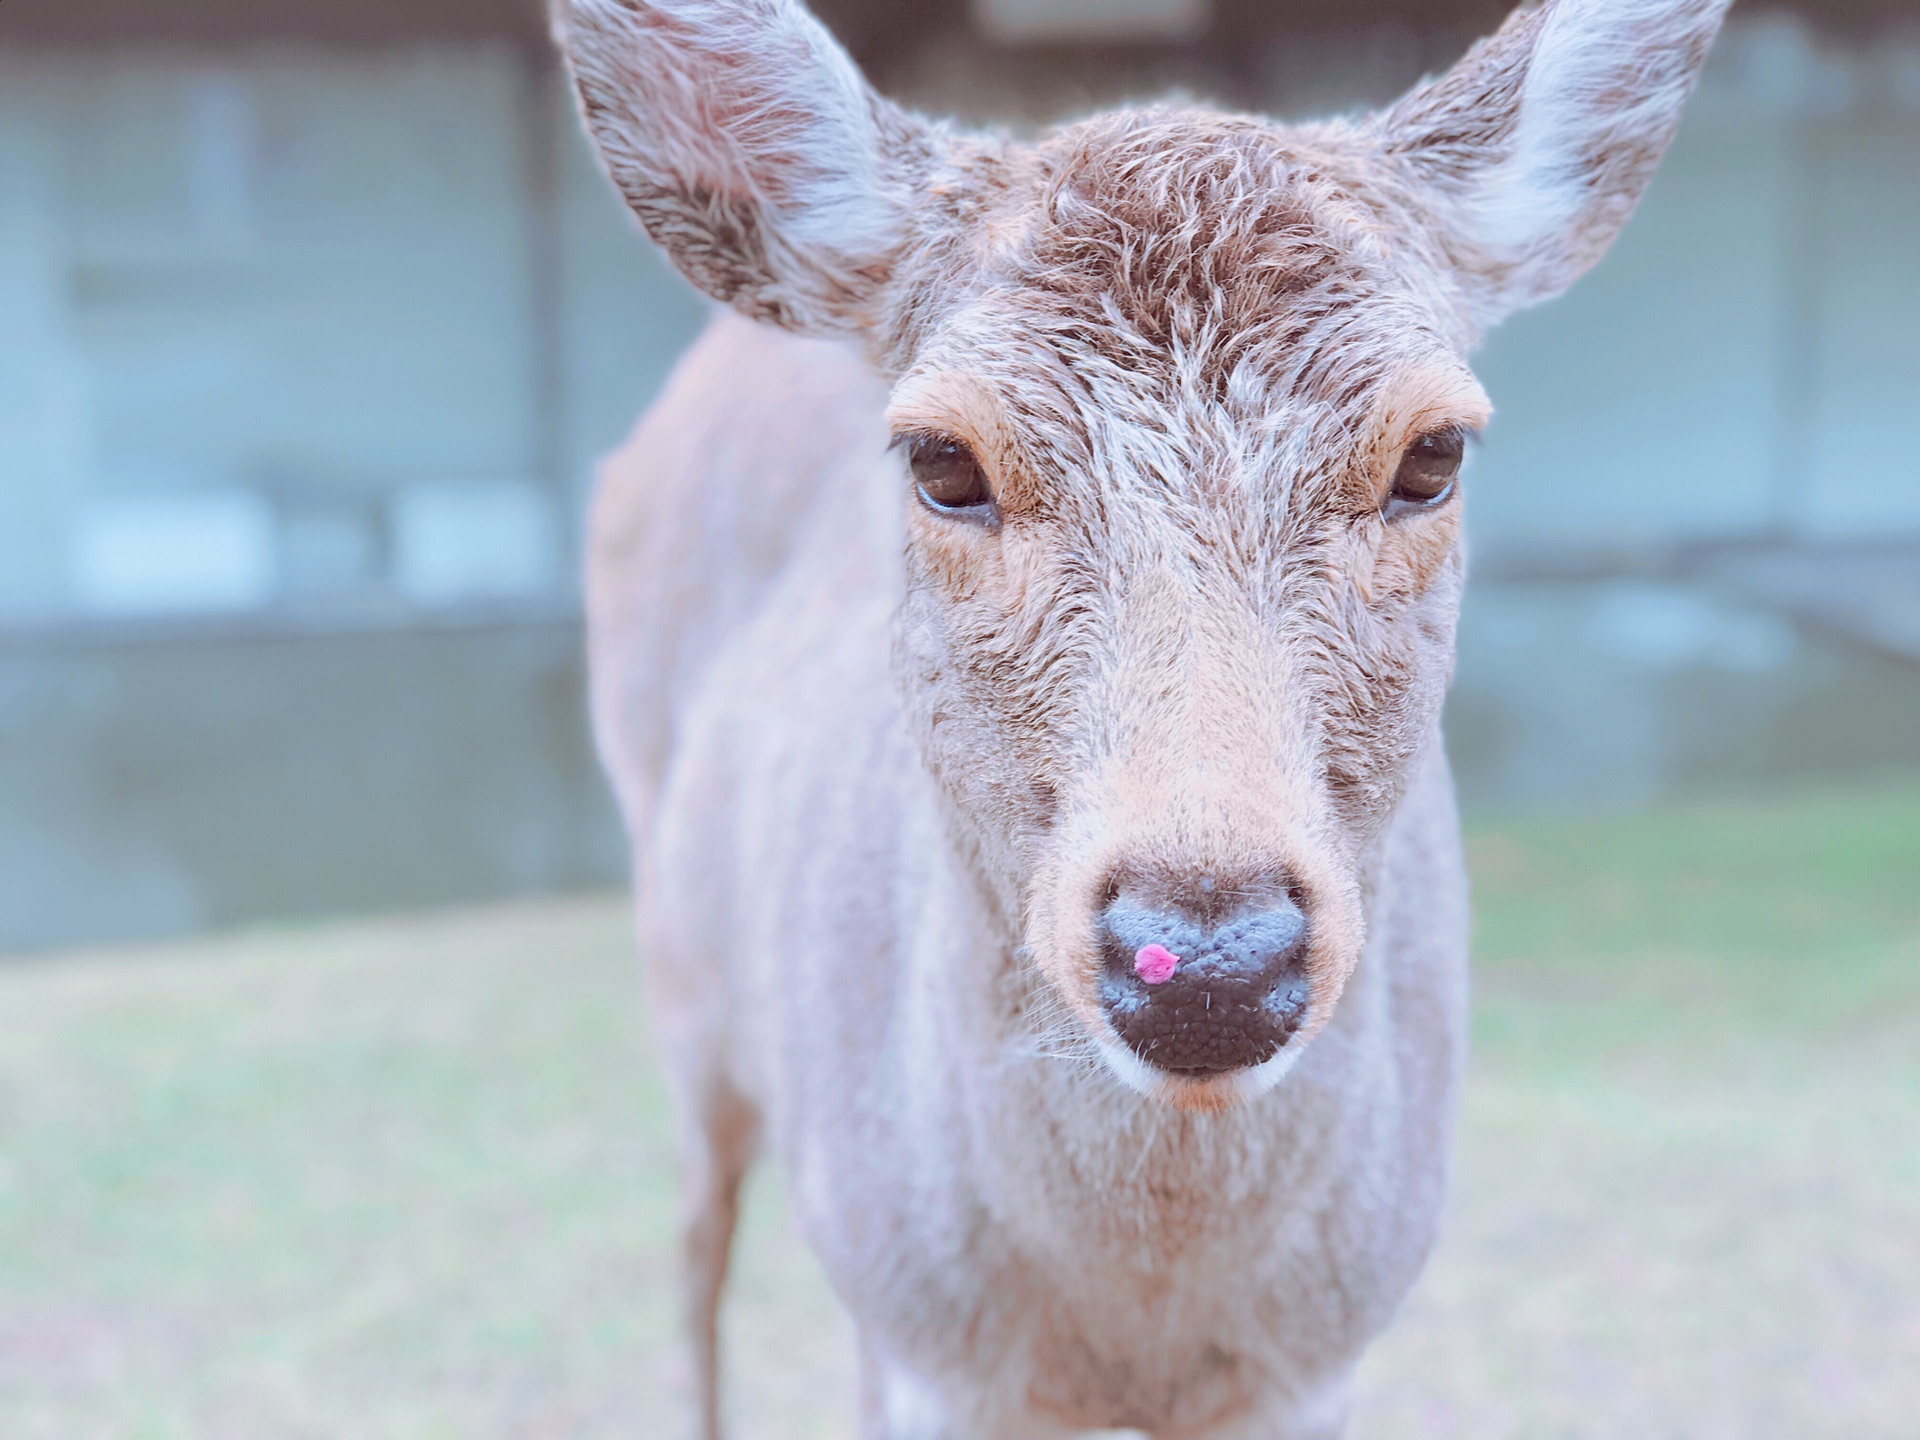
900,108,1469,483
1013,109,1394,345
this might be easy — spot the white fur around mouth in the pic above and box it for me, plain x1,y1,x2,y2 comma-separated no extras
1093,1030,1308,1107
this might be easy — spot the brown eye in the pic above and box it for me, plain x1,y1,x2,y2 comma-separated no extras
902,434,996,525
1386,427,1465,520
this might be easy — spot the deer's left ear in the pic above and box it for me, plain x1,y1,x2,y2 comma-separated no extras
1380,0,1732,332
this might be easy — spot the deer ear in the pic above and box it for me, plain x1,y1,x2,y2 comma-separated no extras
555,0,933,336
1381,0,1731,331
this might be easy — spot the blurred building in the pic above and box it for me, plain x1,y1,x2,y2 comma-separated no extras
2,0,1917,951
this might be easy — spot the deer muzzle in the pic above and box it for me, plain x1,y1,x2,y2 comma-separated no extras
1095,875,1312,1076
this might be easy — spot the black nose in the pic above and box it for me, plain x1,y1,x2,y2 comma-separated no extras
1097,877,1311,1076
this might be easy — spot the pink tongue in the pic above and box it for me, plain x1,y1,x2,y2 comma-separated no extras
1133,943,1180,986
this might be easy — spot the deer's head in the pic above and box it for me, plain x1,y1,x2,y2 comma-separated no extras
560,0,1728,1110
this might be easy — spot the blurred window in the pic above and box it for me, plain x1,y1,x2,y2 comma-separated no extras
0,46,597,628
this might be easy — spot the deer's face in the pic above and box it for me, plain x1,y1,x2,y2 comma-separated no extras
886,115,1488,1106
560,0,1729,1107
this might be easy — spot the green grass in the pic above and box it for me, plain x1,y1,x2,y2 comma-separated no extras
1468,780,1920,1054
1354,777,1920,1439
0,778,1914,1438
0,909,687,1439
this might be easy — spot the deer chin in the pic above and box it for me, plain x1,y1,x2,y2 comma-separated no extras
1091,1032,1314,1113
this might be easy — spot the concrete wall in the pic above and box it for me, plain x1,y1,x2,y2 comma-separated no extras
0,46,704,628
2,16,1917,952
0,613,623,954
0,41,694,951
1450,578,1920,811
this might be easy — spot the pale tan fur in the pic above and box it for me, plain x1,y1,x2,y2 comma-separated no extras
562,0,1729,1434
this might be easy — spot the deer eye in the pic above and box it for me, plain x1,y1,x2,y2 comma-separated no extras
902,434,996,525
1386,427,1465,520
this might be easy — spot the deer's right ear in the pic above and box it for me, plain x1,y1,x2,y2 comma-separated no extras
1380,0,1731,333
555,0,934,337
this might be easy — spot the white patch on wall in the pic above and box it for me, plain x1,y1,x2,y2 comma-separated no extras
973,0,1210,44
73,490,278,615
391,480,558,604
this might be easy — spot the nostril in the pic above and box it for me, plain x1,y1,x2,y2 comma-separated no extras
1096,883,1310,989
1210,900,1308,983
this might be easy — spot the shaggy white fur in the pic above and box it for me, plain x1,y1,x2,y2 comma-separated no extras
560,2,1731,1435
555,0,936,331
1384,0,1734,325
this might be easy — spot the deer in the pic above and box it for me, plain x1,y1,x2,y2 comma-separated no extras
556,0,1729,1434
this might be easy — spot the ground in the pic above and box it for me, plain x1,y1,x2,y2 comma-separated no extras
0,779,1915,1439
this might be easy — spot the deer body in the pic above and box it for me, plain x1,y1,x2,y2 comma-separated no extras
563,2,1729,1434
593,313,1467,1435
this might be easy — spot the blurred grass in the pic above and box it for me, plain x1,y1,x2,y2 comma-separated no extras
0,777,1914,1438
1356,777,1920,1438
